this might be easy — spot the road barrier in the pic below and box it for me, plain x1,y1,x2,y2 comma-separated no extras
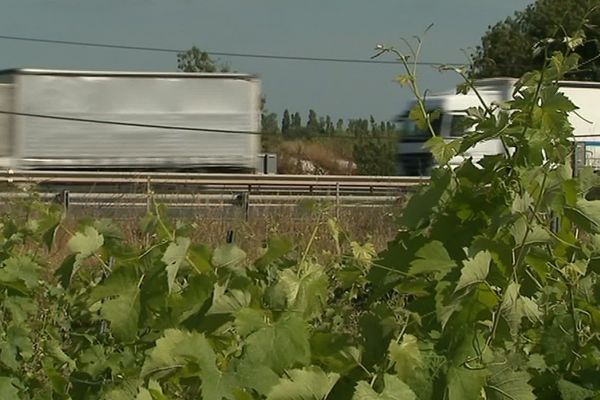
0,171,429,217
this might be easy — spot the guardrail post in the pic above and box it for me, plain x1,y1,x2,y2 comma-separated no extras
245,193,250,221
335,182,340,220
233,192,250,221
59,190,69,213
146,176,152,213
573,142,586,177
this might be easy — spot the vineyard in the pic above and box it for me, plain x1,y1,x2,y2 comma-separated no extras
3,44,600,400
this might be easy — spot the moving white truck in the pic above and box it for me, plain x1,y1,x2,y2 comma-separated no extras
396,77,600,175
0,68,262,172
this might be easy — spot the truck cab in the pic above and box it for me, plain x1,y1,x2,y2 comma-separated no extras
396,79,515,175
396,77,600,176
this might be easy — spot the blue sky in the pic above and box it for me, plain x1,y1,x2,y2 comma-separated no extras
0,0,532,122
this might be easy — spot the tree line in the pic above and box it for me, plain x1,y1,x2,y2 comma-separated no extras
262,108,398,138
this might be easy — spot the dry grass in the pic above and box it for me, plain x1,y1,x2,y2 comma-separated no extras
5,186,404,268
63,202,401,260
263,137,356,175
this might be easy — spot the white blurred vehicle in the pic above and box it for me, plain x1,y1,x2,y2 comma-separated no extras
0,68,262,172
396,77,600,175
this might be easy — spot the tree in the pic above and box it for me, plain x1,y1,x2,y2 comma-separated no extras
261,112,279,135
347,119,370,137
306,109,320,135
324,115,334,135
353,138,396,175
335,119,345,134
470,0,600,80
259,97,279,135
292,112,302,129
348,115,398,175
281,110,291,135
177,46,230,73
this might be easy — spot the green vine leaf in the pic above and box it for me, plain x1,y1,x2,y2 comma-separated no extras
241,313,310,373
557,379,597,400
455,251,491,292
510,218,551,246
54,254,76,289
89,267,141,342
3,296,36,325
0,377,20,400
207,283,251,315
485,370,535,400
234,314,310,396
39,209,62,251
234,308,268,337
104,380,142,400
408,103,439,132
235,362,281,396
425,136,461,165
141,329,236,400
0,256,41,291
399,168,452,229
45,339,76,371
395,74,413,87
278,262,328,319
351,241,377,267
136,388,153,400
255,236,293,269
389,335,432,397
234,314,310,395
168,275,213,323
352,374,416,400
266,367,340,400
68,226,104,262
389,335,423,373
162,237,191,294
500,282,541,336
0,325,33,371
310,332,359,374
213,243,247,272
77,344,108,378
447,366,489,400
409,241,457,276
565,199,600,233
511,192,534,214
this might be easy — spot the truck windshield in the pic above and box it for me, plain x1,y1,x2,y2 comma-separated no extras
449,114,468,137
399,115,442,139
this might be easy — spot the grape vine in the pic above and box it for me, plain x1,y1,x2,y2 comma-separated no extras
1,30,600,400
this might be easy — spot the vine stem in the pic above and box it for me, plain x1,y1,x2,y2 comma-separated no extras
386,47,437,138
481,168,548,356
513,170,548,281
299,211,323,274
567,281,580,373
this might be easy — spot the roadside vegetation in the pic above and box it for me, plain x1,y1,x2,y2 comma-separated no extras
2,40,600,399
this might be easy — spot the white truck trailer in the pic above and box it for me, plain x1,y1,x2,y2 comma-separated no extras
396,78,600,175
0,68,262,172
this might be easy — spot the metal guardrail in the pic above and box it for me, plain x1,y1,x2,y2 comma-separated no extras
0,171,429,214
0,170,427,187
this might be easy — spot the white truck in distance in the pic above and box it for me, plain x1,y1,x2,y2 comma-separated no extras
396,77,600,175
0,69,262,172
